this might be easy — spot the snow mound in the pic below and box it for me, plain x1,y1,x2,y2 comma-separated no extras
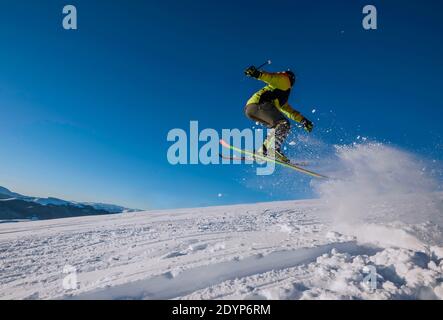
314,142,443,246
182,244,443,300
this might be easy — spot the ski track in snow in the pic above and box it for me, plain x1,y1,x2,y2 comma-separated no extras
0,197,442,300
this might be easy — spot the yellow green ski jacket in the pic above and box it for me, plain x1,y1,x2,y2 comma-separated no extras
246,72,304,123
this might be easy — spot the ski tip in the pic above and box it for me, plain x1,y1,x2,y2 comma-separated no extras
219,139,229,148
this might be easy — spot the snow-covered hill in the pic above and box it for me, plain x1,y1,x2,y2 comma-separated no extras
0,186,139,220
0,195,442,300
0,143,442,300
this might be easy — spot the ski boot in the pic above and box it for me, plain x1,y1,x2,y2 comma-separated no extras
253,144,268,164
273,149,290,163
255,120,291,164
254,140,290,164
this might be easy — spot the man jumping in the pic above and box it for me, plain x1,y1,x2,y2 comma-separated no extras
244,66,314,163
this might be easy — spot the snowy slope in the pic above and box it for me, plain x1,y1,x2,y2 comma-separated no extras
0,143,442,300
0,196,442,300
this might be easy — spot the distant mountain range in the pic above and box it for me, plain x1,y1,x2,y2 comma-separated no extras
0,186,140,221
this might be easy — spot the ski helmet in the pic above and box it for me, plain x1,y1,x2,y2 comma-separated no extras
285,70,296,86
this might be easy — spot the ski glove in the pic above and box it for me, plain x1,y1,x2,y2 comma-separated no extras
301,118,314,133
244,66,262,79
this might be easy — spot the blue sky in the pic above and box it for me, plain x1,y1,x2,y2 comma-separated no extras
0,0,442,209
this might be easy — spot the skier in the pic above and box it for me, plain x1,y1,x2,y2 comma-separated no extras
244,65,314,163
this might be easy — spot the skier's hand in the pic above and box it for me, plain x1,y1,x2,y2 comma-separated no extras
244,66,262,78
301,118,314,133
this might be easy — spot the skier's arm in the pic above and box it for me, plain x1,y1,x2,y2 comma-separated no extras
258,72,291,90
279,104,314,132
277,103,304,123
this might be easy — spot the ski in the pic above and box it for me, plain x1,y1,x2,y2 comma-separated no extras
219,154,251,162
219,139,328,179
219,154,310,167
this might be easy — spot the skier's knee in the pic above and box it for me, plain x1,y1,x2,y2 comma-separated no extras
244,104,257,120
282,119,290,129
274,119,290,130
